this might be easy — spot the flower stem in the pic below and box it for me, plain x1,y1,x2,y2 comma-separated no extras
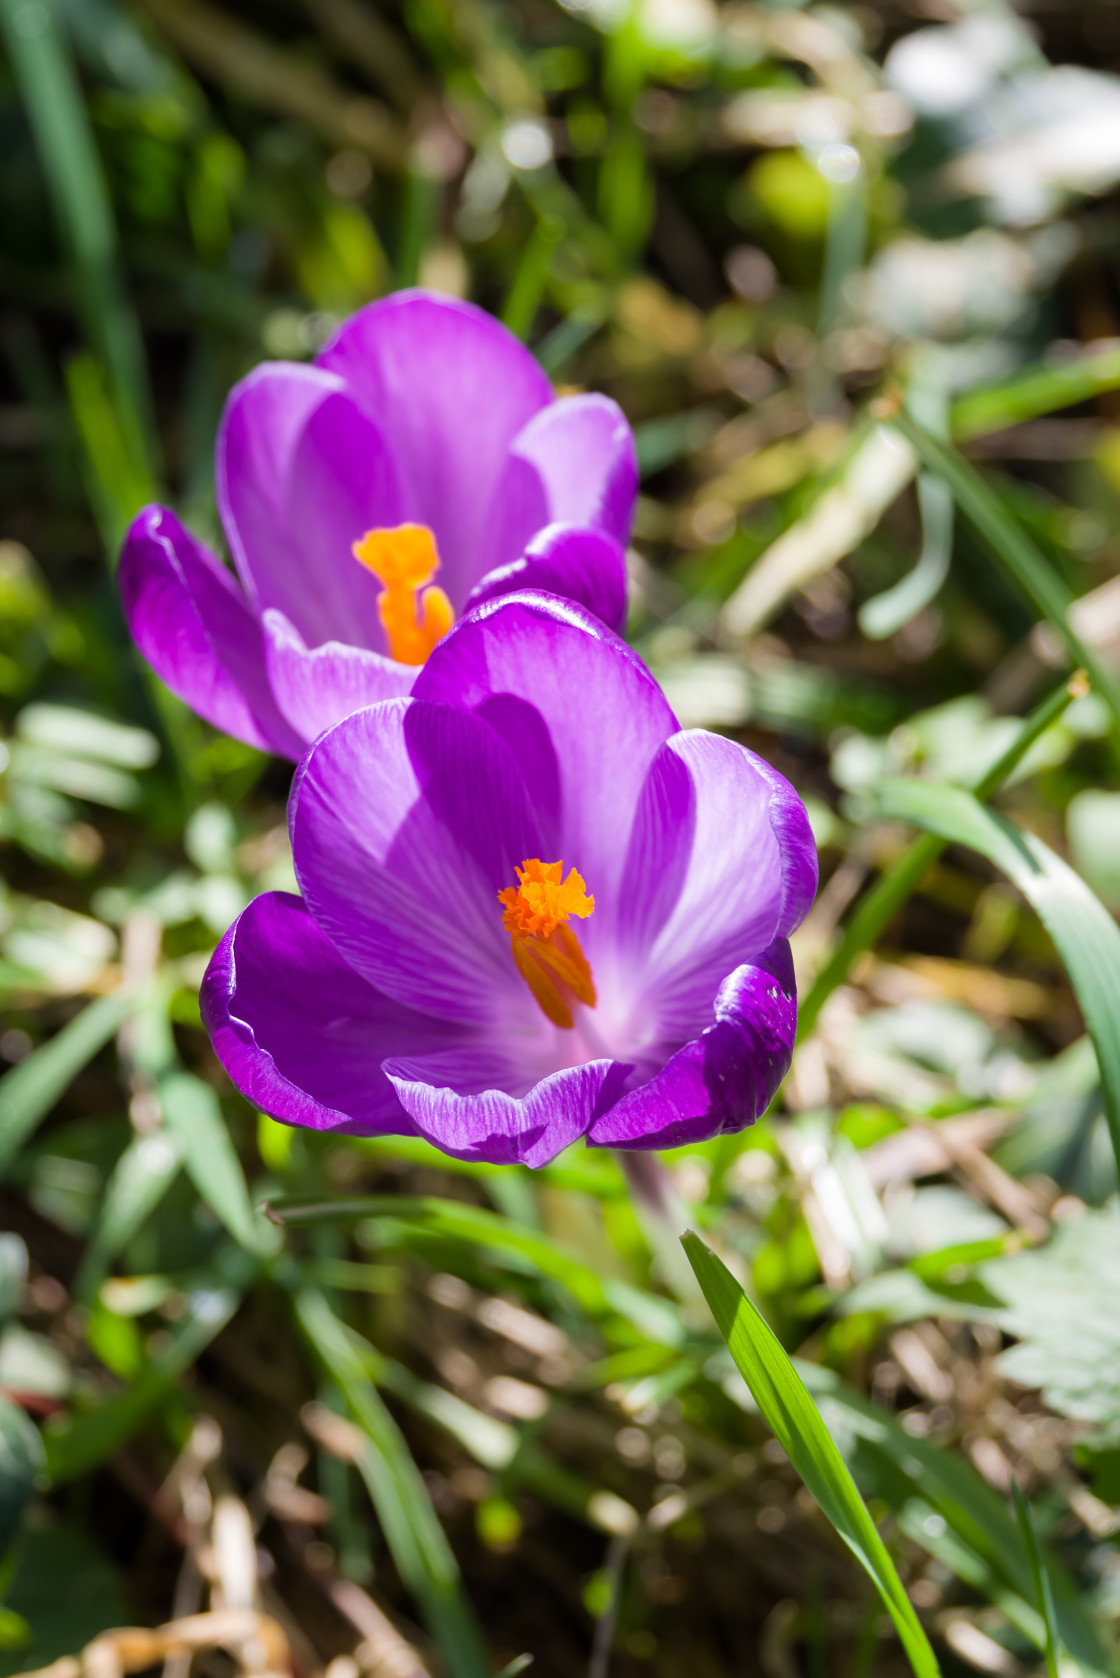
615,1150,701,1304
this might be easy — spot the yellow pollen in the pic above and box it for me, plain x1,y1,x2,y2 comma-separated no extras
498,859,596,1030
352,523,454,666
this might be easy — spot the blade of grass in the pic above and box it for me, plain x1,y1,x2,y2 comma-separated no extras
159,1073,269,1254
1012,1483,1061,1678
859,470,953,640
878,777,1120,1179
65,352,155,555
73,1129,184,1304
395,161,442,290
0,0,157,498
807,1368,1112,1678
0,1396,45,1554
798,671,1082,1041
889,410,1120,738
294,1288,491,1678
267,1194,686,1347
44,1280,244,1483
501,214,563,341
0,989,139,1179
681,1232,941,1678
951,342,1120,441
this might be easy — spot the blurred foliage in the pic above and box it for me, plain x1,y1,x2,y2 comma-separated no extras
5,0,1120,1675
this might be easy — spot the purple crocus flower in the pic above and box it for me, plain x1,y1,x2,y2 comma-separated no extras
119,291,637,759
202,594,817,1166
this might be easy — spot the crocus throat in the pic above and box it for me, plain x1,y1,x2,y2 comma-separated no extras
498,859,596,1031
352,523,454,666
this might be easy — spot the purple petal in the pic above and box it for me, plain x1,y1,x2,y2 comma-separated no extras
746,750,820,939
217,363,402,652
384,1054,624,1168
617,731,817,1043
262,609,417,746
465,523,628,636
201,891,468,1136
587,942,797,1151
486,393,638,568
413,593,678,923
118,505,303,758
289,697,544,1026
316,291,552,603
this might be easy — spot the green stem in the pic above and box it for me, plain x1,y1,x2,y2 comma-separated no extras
615,1151,703,1305
798,672,1084,1042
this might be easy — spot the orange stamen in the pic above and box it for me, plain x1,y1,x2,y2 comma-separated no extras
498,859,596,1029
352,523,454,666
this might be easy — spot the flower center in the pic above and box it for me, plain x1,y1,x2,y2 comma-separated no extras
352,523,454,666
498,859,596,1030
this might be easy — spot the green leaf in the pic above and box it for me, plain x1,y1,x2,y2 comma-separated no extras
889,415,1120,739
979,1206,1120,1430
0,1240,27,1330
0,1400,44,1557
294,1289,491,1678
158,1073,266,1253
0,0,157,519
952,343,1120,441
0,1523,129,1677
807,1368,1113,1678
270,1194,686,1347
0,991,137,1180
74,1129,184,1302
1012,1483,1061,1678
681,1232,941,1678
44,1281,243,1483
879,778,1120,1175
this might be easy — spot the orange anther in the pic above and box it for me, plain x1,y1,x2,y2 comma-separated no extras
498,860,596,1029
352,523,454,665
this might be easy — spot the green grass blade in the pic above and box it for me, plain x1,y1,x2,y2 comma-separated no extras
890,412,1120,738
44,1283,243,1483
0,0,157,496
879,777,1120,1178
501,215,563,341
0,990,138,1180
952,343,1120,441
682,1232,941,1678
808,1369,1112,1678
159,1073,267,1253
294,1288,491,1678
0,1397,45,1555
269,1194,686,1347
1012,1483,1061,1678
73,1130,184,1304
798,673,1081,1042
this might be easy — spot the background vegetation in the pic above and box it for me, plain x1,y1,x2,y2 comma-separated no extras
3,1,1120,1675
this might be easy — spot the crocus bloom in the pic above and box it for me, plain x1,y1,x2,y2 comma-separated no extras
119,291,637,759
202,594,817,1165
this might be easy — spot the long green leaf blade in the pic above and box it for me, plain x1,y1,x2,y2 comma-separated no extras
890,413,1120,738
159,1073,266,1253
44,1284,242,1484
74,1129,184,1303
0,990,137,1179
1012,1483,1061,1678
952,343,1120,441
0,0,156,498
879,778,1120,1175
807,1367,1111,1677
269,1194,685,1347
294,1288,491,1678
682,1232,941,1678
0,1397,44,1555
